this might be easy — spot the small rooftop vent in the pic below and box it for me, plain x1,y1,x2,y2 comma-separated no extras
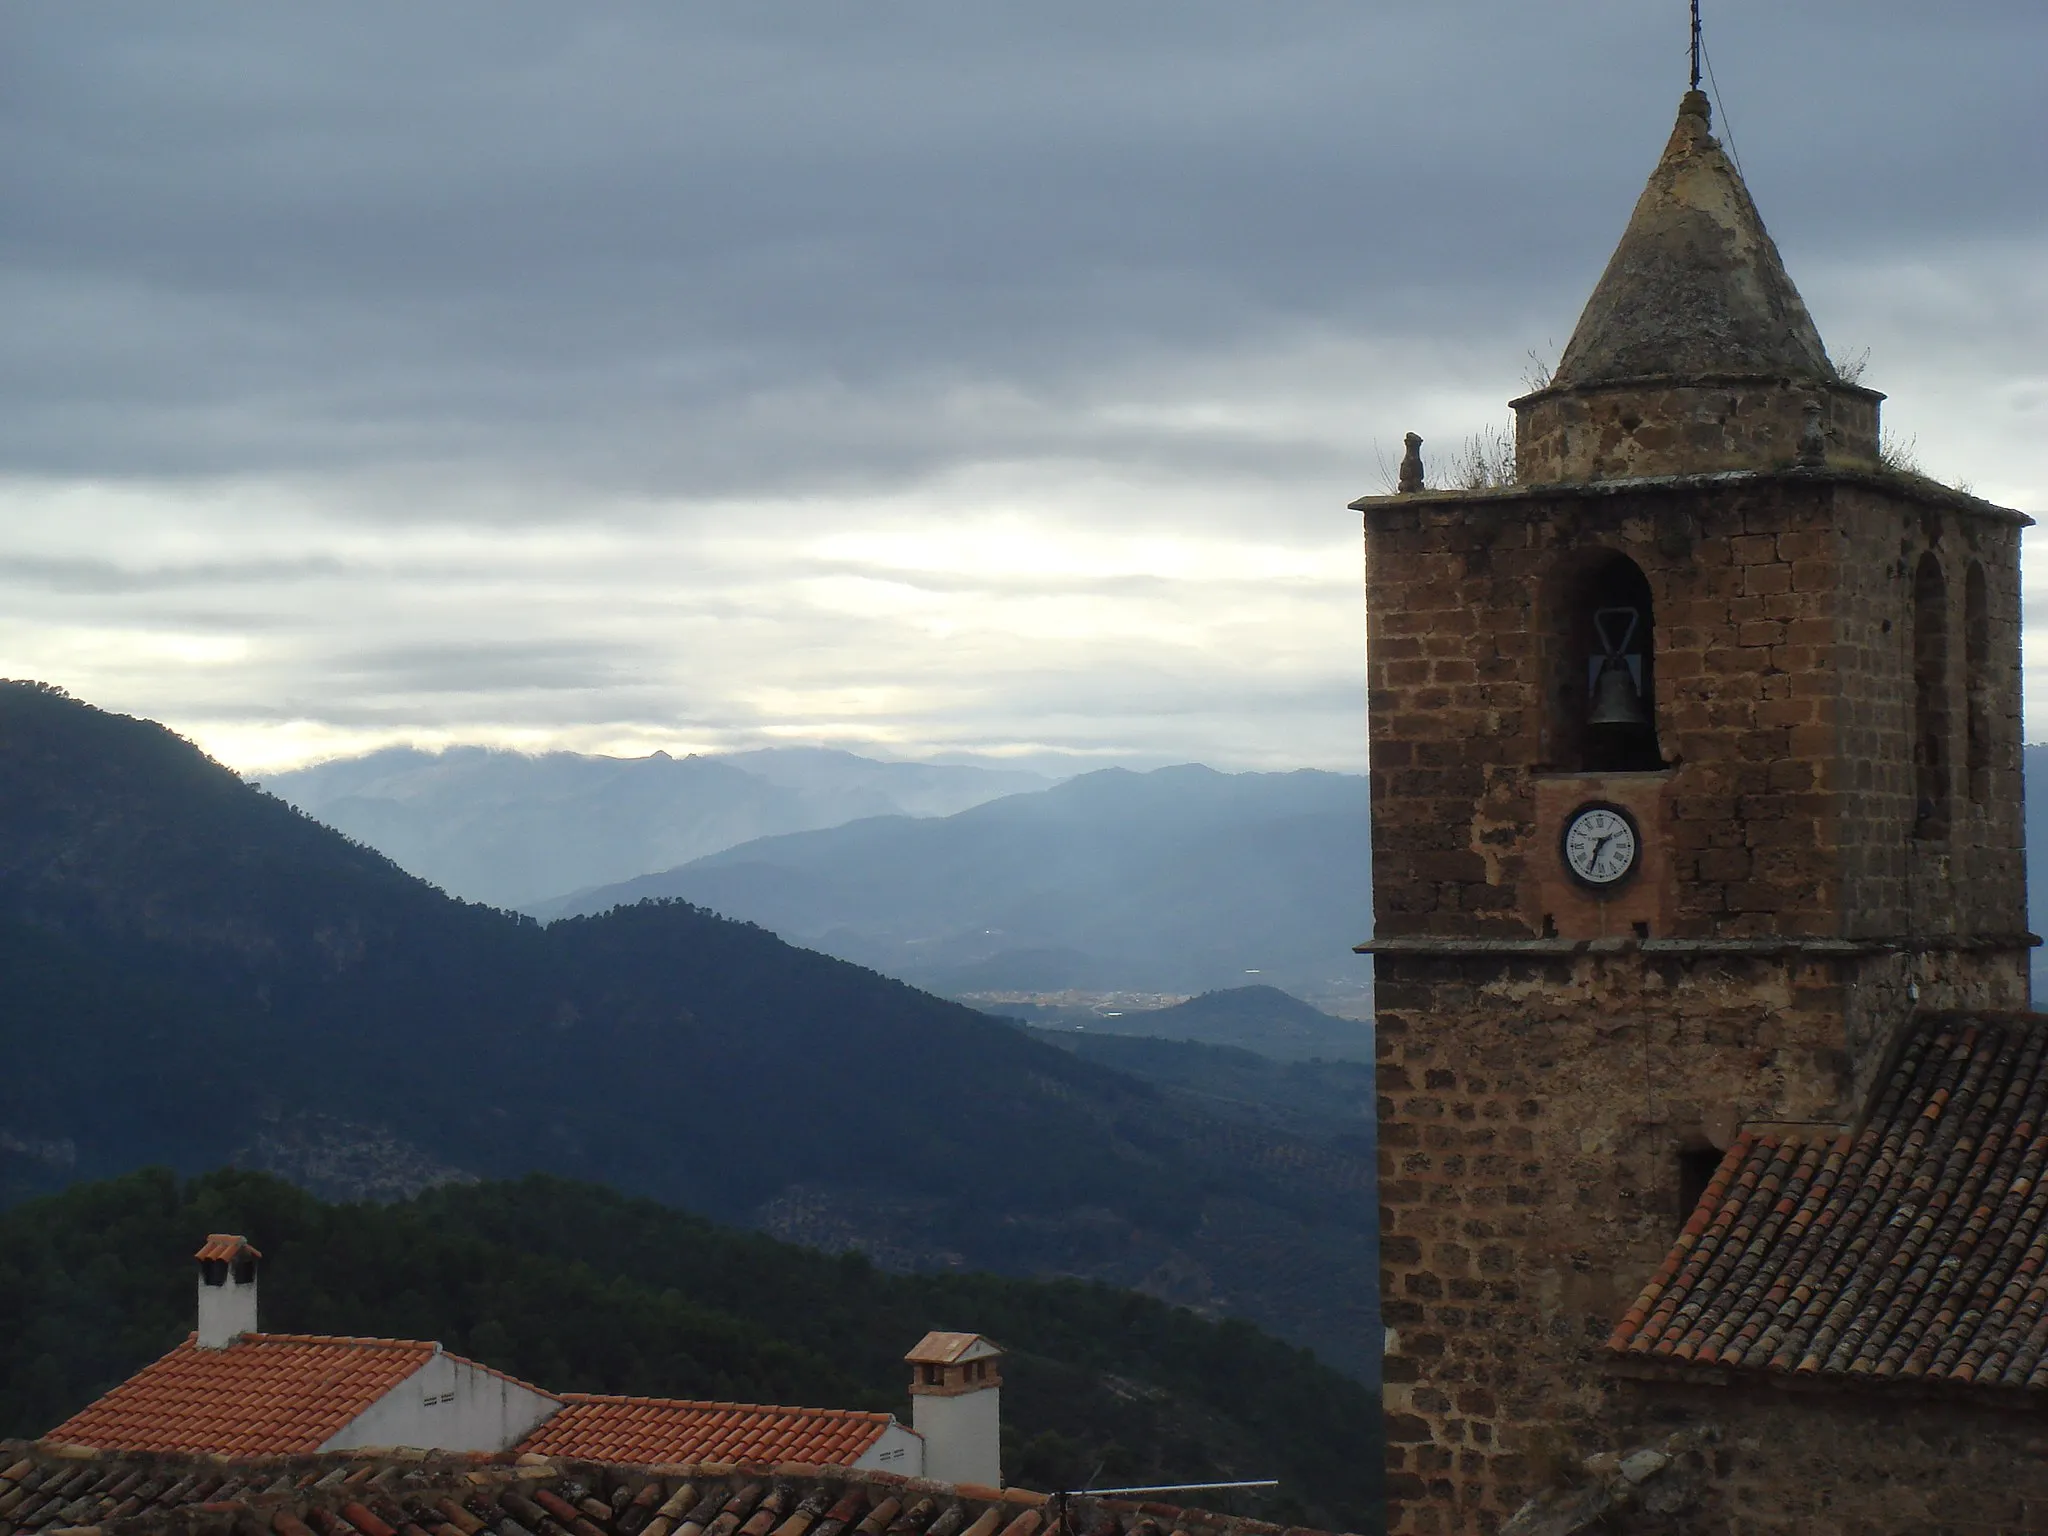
905,1331,1003,1488
194,1234,261,1349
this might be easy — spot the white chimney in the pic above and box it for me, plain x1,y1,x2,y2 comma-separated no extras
195,1234,261,1349
906,1331,1003,1488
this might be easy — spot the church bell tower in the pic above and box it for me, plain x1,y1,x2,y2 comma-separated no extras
1357,88,2030,1534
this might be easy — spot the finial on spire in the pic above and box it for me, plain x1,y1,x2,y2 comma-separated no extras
1689,0,1703,92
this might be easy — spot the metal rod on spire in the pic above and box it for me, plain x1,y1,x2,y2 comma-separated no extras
1689,0,1703,91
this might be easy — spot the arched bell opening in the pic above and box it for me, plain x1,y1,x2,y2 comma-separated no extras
1912,552,1950,839
1547,549,1664,773
1965,561,1990,807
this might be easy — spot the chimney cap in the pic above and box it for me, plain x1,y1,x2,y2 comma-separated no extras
905,1331,1002,1366
195,1234,262,1264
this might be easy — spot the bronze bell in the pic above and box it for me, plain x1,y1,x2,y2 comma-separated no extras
1587,605,1650,729
1588,657,1651,728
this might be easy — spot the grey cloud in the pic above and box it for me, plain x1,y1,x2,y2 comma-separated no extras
0,552,354,595
4,3,2042,771
789,560,1346,603
316,637,656,694
4,4,2041,494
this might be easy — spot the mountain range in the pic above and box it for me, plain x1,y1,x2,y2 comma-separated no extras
535,765,1375,999
1009,986,1372,1062
0,682,1378,1380
267,746,1050,910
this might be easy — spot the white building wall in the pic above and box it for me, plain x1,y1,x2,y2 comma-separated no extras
853,1423,924,1476
911,1388,1000,1489
322,1350,561,1453
195,1273,258,1349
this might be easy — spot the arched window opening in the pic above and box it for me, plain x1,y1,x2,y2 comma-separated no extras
1912,553,1950,839
1965,562,1990,806
1549,551,1663,772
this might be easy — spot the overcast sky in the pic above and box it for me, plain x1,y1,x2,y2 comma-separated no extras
4,3,2044,774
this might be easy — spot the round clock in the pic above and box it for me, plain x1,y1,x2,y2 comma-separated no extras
1561,802,1640,891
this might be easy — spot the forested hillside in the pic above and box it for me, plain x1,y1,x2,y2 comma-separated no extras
0,1170,1376,1530
1010,987,1371,1062
0,683,1378,1379
1029,1031,1375,1154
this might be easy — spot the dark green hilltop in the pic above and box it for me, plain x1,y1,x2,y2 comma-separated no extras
0,1168,1378,1529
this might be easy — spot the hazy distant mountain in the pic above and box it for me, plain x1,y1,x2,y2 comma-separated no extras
535,765,1374,997
266,745,1049,909
1011,985,1372,1063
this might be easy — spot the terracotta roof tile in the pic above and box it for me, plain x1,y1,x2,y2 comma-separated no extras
902,1336,992,1367
194,1235,262,1263
45,1336,442,1455
517,1397,894,1469
1612,1013,2048,1392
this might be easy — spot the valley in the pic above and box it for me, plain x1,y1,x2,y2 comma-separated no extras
0,683,1380,1383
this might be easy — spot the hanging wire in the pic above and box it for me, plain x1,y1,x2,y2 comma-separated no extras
1081,1483,1280,1497
1699,31,1745,179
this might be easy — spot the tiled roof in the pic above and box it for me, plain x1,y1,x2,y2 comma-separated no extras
194,1235,261,1263
1612,1013,2048,1389
517,1397,894,1468
45,1335,443,1454
0,1443,1348,1536
903,1335,993,1366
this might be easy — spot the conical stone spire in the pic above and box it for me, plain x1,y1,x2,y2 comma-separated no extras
1513,90,1882,483
1553,90,1834,388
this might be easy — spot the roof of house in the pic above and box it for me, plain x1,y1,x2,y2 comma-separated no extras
194,1235,261,1264
1611,1013,2048,1391
1551,89,1836,390
0,1443,1350,1536
903,1333,1000,1366
46,1335,465,1455
516,1395,896,1467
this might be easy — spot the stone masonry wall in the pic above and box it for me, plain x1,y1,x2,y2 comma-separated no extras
1367,476,1861,943
1373,947,2022,1536
1363,466,2031,1536
1363,473,2029,949
1604,1377,2048,1533
1830,482,2026,941
1512,379,1880,485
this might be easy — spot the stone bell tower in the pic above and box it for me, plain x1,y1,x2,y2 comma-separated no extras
1356,90,2029,1534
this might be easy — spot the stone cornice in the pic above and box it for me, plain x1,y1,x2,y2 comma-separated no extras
1354,933,2041,959
1349,464,2030,526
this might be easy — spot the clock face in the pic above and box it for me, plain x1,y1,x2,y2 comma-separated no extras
1562,803,1639,890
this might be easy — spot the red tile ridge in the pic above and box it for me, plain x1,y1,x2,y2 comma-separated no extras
195,1235,262,1263
244,1335,440,1352
552,1395,892,1423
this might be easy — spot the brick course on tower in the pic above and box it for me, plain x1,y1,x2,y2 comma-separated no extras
1358,89,2037,1536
